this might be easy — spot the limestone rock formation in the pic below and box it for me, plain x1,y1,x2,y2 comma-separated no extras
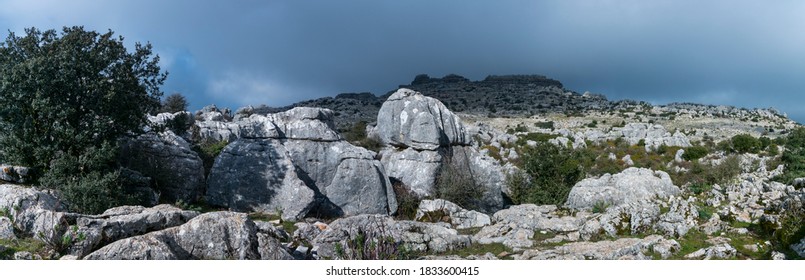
206,139,316,221
0,164,30,184
63,204,199,258
375,89,505,213
0,184,67,246
313,214,471,259
514,235,676,260
205,107,397,220
84,212,289,260
376,88,469,150
120,131,206,203
415,199,492,229
566,167,681,210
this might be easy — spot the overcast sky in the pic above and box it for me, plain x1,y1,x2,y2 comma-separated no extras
2,1,804,121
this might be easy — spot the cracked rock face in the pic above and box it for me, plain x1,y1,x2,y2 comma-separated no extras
84,212,283,260
120,131,206,203
566,167,681,210
376,88,469,150
375,89,505,213
206,139,316,221
205,107,397,220
515,235,674,260
313,214,471,259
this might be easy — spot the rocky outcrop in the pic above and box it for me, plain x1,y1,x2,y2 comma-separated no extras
514,235,677,260
415,199,491,229
376,88,468,150
580,202,660,239
0,184,67,245
376,89,505,212
63,205,199,258
205,107,397,220
283,140,396,217
120,131,206,203
84,212,290,260
206,139,316,221
654,196,699,238
0,164,30,184
313,214,471,259
0,217,15,240
566,168,681,210
474,204,589,250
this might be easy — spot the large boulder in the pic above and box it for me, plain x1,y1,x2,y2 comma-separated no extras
515,235,677,260
566,168,681,210
283,140,396,217
206,139,316,221
376,88,469,150
205,107,397,220
375,89,505,213
313,214,471,259
119,131,206,203
84,212,290,260
379,148,442,196
63,204,199,258
0,184,67,245
415,199,491,229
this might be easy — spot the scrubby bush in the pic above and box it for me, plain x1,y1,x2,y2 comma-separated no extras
507,142,585,205
682,146,709,161
719,134,765,154
391,180,421,220
192,139,229,177
775,127,805,188
673,156,741,193
341,121,382,152
434,156,483,210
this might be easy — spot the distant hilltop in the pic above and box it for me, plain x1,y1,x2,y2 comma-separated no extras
254,73,790,133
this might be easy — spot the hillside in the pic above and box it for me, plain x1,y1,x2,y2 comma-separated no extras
1,74,803,260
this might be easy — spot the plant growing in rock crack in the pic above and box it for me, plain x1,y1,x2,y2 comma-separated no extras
333,220,410,260
592,201,610,214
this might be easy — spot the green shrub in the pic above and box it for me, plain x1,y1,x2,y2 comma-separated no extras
534,121,555,130
507,143,585,205
160,93,189,113
775,127,805,188
39,143,143,214
592,201,610,213
682,146,709,161
192,139,229,177
727,134,762,154
0,27,165,213
341,121,382,153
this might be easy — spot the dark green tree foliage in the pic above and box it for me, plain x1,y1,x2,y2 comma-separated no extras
0,27,166,213
161,93,189,113
507,142,585,205
682,146,709,161
777,127,805,188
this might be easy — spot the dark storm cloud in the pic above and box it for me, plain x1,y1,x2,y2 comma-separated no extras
2,1,804,121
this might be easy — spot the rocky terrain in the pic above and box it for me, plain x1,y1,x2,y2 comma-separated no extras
0,74,803,260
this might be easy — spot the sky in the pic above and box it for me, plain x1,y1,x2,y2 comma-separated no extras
1,1,805,121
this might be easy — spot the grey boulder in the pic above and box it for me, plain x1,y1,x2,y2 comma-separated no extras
375,88,469,150
566,167,681,210
120,131,206,203
64,204,198,258
415,199,491,229
85,212,287,260
206,139,316,221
